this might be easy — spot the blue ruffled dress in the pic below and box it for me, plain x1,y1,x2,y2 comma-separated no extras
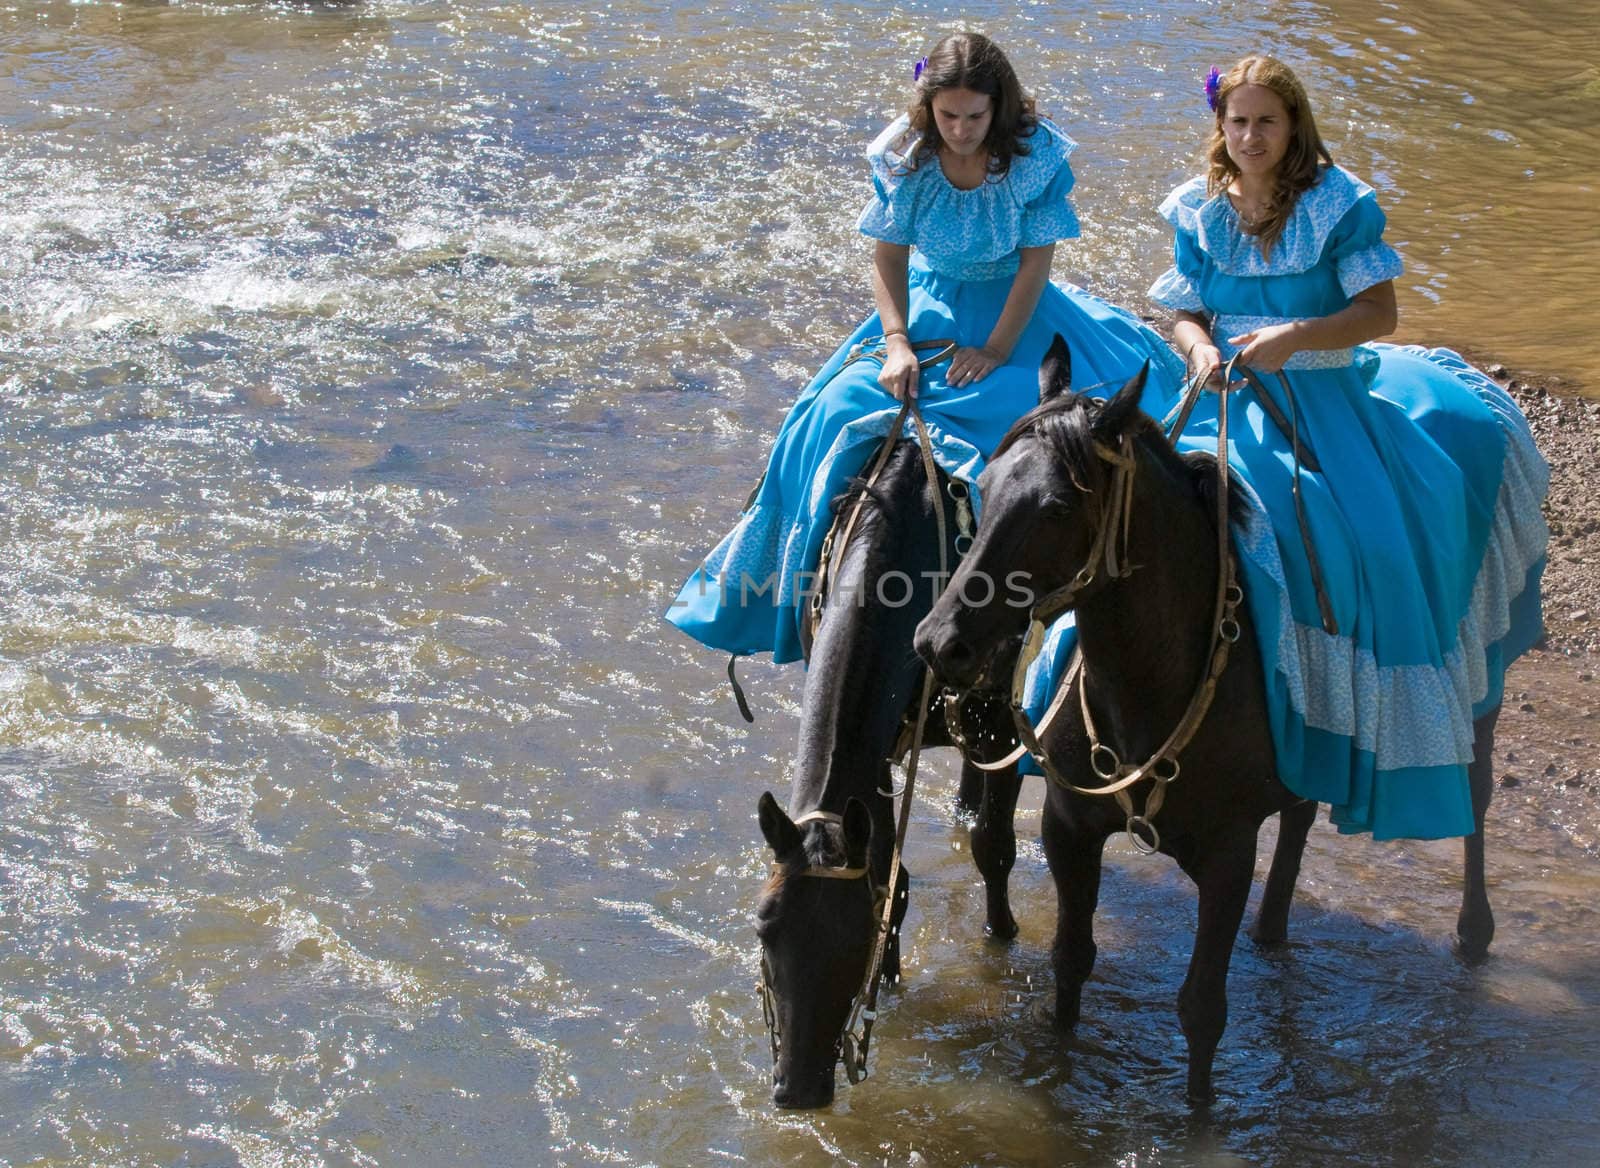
667,116,1184,664
1026,165,1548,840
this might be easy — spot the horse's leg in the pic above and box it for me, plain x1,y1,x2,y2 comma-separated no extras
1177,826,1257,1104
966,760,1022,940
1041,792,1105,1031
1250,799,1317,944
955,766,984,817
1457,705,1500,963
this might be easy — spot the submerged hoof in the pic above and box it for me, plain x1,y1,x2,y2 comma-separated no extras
1454,933,1493,966
1248,920,1289,946
984,910,1019,942
1186,1083,1217,1109
1456,909,1495,965
1051,997,1083,1035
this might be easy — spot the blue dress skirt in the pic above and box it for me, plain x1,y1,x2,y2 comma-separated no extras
668,253,1183,665
1024,168,1548,841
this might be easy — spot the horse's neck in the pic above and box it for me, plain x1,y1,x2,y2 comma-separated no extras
1074,448,1221,759
788,451,941,819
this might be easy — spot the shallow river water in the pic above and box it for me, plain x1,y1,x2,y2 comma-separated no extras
2,2,1598,1165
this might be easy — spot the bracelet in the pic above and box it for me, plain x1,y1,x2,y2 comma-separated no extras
883,328,908,340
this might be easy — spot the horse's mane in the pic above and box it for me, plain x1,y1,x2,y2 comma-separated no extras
993,388,1249,526
992,390,1112,494
829,441,922,518
825,442,930,577
760,823,851,899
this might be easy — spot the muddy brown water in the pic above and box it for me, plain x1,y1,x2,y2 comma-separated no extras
2,2,1597,1165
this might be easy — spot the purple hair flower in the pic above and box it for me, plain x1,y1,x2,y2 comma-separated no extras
1204,66,1222,111
913,55,929,82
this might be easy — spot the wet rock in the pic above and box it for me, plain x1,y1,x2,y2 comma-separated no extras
358,444,426,475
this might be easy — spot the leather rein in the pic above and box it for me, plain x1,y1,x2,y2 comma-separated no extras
757,348,1328,1085
758,336,958,1088
1004,362,1250,854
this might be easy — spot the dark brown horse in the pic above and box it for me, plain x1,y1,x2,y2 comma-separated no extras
914,338,1500,1102
755,437,1025,1109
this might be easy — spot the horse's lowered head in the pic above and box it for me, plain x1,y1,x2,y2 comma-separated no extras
915,335,1152,687
755,791,878,1108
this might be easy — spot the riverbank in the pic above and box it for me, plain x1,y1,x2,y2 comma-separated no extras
1490,369,1599,856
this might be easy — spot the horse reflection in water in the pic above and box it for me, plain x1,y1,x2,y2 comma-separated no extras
914,337,1502,1103
754,435,1025,1109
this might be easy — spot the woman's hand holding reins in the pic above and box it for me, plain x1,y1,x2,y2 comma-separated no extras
1226,321,1303,375
1186,340,1225,390
878,333,922,400
1223,284,1397,382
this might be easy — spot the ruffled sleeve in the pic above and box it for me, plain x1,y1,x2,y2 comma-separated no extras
1015,118,1081,248
857,115,919,246
1325,187,1404,299
1148,178,1209,312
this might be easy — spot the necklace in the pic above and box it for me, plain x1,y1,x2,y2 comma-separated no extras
1227,190,1272,232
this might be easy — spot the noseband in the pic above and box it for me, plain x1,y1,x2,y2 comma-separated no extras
942,417,1142,774
758,385,953,1090
1003,373,1245,854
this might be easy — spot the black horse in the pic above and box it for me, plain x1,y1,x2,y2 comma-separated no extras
755,436,1025,1109
914,338,1500,1103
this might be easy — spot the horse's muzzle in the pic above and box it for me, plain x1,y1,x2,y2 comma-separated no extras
772,1066,836,1109
914,609,982,688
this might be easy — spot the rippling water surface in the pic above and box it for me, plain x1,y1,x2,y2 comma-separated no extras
2,2,1597,1165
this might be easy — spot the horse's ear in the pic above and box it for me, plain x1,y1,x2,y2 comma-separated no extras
1039,334,1072,403
842,797,872,870
758,791,802,857
1094,360,1150,437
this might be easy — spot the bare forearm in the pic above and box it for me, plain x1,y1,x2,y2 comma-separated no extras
870,241,919,398
986,245,1054,358
871,241,912,336
1276,282,1397,349
1181,281,1396,355
1231,282,1398,357
1173,310,1216,359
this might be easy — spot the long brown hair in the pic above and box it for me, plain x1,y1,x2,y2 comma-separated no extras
897,31,1038,180
1205,55,1333,256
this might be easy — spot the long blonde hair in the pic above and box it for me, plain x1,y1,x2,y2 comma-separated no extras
1205,55,1333,256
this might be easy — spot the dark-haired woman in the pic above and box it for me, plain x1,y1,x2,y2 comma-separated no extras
669,31,1181,663
1144,54,1547,840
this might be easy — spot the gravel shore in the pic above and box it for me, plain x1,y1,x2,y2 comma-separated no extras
1490,368,1599,856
